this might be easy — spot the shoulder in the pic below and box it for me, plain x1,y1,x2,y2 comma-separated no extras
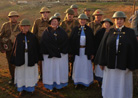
58,26,65,32
28,32,38,39
121,26,135,35
96,28,106,34
109,27,115,32
60,20,66,27
60,20,66,24
85,25,93,31
34,18,41,23
2,21,10,27
16,32,23,39
88,21,94,24
85,25,91,29
58,27,68,36
73,26,79,30
124,26,134,31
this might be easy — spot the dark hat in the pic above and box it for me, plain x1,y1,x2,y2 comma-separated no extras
64,8,74,15
101,18,113,26
84,8,91,11
112,11,126,19
48,16,60,24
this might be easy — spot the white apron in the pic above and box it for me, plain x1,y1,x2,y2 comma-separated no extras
72,35,93,86
14,53,39,88
42,54,68,87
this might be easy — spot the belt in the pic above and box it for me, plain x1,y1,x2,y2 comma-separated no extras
80,46,86,48
25,49,28,52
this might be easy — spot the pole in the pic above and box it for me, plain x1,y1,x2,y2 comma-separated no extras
133,0,136,14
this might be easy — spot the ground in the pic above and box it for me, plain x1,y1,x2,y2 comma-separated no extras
0,1,138,98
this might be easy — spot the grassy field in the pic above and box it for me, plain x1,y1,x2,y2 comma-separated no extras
0,1,138,27
0,1,138,98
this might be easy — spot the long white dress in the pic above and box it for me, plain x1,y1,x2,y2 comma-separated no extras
102,67,133,98
94,64,103,81
72,34,94,87
14,53,39,92
42,53,68,90
102,28,133,98
14,37,39,92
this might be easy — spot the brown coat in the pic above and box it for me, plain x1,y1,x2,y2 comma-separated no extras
87,21,102,35
31,17,49,41
0,21,20,51
60,19,79,37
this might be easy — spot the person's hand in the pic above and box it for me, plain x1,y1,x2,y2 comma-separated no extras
1,50,5,53
136,37,138,40
69,54,73,57
100,65,105,70
93,63,95,71
91,55,94,60
38,61,42,66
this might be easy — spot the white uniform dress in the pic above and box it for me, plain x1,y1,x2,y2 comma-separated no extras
42,54,68,90
102,27,133,98
14,36,39,92
72,26,94,87
94,64,103,81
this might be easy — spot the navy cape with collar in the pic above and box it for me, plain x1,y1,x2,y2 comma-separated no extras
10,31,42,67
94,26,138,70
69,25,95,60
40,26,69,58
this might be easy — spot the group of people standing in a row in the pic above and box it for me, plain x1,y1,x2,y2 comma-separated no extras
0,4,138,98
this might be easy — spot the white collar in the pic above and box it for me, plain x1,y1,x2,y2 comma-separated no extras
116,25,124,31
81,26,85,28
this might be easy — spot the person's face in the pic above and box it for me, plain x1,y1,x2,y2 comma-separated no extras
9,16,19,23
41,12,50,19
51,19,59,28
103,22,111,29
84,11,91,16
20,26,30,33
67,14,74,21
114,18,125,28
95,15,103,21
73,8,78,13
79,19,86,26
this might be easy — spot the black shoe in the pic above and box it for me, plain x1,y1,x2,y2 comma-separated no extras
52,88,57,92
75,85,81,89
48,88,57,92
25,91,34,96
98,81,102,87
39,77,42,81
18,91,26,96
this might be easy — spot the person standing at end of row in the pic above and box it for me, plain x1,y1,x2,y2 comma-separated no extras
40,16,69,92
94,11,138,98
70,13,95,90
10,19,41,95
0,11,20,85
131,10,138,40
